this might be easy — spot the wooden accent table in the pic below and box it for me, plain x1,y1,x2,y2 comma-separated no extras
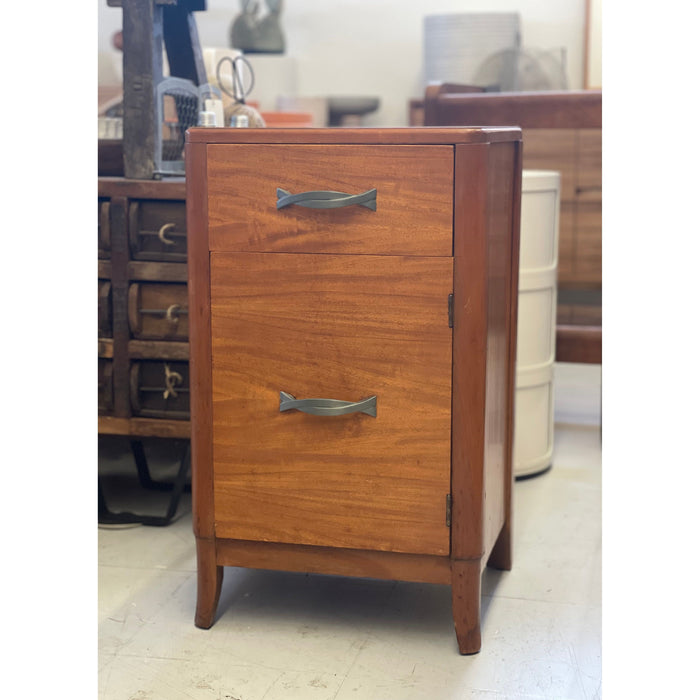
186,127,522,654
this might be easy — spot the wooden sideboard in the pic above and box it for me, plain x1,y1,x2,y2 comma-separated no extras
98,176,192,524
420,86,602,364
185,127,522,654
99,176,191,437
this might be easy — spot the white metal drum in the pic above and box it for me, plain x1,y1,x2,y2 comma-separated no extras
514,170,561,477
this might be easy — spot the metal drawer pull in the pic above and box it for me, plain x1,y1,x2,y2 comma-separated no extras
276,188,377,211
158,222,177,245
139,305,188,322
279,391,377,417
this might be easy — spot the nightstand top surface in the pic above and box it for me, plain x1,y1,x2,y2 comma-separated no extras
185,126,521,146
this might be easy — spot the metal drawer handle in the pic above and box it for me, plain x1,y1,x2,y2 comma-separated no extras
276,188,377,211
163,364,183,400
158,222,177,245
279,391,377,417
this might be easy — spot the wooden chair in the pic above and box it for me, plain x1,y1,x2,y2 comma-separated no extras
423,84,602,364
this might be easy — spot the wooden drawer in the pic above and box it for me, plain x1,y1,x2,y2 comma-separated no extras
127,282,188,340
98,358,113,414
207,144,454,256
128,199,187,261
98,199,110,259
98,280,112,338
130,360,190,419
210,251,454,555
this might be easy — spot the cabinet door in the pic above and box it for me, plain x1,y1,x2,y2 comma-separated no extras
211,252,454,555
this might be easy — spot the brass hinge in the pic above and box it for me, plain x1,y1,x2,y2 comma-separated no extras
446,494,452,527
448,293,454,328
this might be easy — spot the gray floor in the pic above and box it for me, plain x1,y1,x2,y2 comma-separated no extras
98,363,601,700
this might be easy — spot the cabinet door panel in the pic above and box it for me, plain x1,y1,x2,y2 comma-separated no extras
211,252,453,555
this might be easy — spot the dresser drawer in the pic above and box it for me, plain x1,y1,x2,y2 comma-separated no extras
207,144,454,256
98,358,113,414
130,360,190,419
210,251,454,555
98,199,110,259
128,199,187,261
127,282,189,340
98,280,112,338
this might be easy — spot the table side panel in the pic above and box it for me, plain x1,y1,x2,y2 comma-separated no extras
482,140,520,562
186,140,216,539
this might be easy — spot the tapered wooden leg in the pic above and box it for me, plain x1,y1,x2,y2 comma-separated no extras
451,559,482,654
195,537,223,629
487,518,512,571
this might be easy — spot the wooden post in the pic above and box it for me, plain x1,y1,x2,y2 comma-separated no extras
107,0,207,179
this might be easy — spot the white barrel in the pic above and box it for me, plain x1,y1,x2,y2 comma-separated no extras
514,170,561,477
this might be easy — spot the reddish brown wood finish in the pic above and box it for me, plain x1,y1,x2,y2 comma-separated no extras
451,143,489,561
216,540,452,585
186,126,521,146
424,87,602,129
210,252,454,555
185,140,215,541
422,86,602,366
489,139,523,572
449,140,521,651
556,325,602,364
451,559,482,654
207,145,454,256
186,127,521,654
194,537,223,629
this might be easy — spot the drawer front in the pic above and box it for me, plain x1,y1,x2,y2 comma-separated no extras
130,360,190,419
128,200,187,261
98,280,112,338
127,282,189,340
207,145,454,255
98,199,110,259
210,252,454,556
98,359,113,414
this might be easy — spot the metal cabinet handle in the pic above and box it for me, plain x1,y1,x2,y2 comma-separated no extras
279,391,377,417
276,188,377,211
158,222,177,245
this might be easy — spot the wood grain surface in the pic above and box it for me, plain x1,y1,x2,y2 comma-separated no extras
127,282,189,340
210,251,454,555
186,127,520,145
186,139,215,539
216,539,452,585
207,145,454,255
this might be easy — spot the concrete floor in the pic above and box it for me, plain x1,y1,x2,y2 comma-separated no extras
98,363,601,700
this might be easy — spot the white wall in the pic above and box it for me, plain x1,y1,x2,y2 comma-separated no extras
98,0,588,127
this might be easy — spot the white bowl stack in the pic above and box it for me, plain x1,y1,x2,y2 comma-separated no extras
423,12,522,86
514,170,561,478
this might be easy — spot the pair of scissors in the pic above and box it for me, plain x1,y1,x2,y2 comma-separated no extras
216,55,255,104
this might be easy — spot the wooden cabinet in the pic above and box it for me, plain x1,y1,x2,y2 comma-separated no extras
186,127,522,654
421,88,603,363
98,177,191,440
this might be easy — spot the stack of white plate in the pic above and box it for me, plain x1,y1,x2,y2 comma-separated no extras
423,13,521,86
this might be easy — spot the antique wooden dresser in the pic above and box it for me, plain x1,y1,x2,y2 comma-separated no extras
98,176,192,525
185,127,522,654
98,177,191,438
